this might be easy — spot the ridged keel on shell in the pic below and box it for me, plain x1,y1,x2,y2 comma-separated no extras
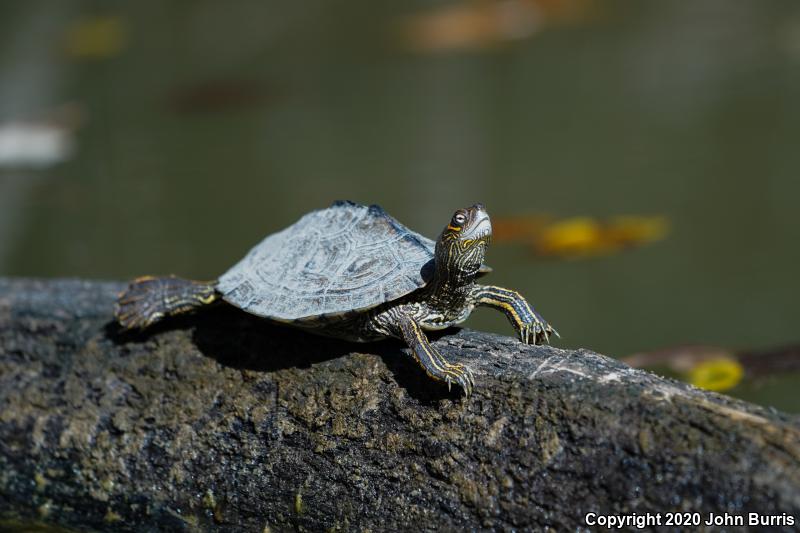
217,202,435,321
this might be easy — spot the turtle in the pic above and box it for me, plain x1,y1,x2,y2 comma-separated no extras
115,201,556,395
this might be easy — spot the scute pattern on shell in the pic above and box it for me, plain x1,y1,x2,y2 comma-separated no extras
217,201,437,321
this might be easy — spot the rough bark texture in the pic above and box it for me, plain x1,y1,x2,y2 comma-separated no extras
0,278,798,532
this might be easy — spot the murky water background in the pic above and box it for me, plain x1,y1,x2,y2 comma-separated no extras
1,0,799,411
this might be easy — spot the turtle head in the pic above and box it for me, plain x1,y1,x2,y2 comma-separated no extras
435,203,492,282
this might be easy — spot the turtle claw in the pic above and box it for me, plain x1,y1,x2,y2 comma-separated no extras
464,367,475,396
398,314,477,397
519,313,556,346
442,363,474,397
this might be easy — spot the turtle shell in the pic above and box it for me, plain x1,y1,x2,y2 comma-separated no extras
216,201,439,321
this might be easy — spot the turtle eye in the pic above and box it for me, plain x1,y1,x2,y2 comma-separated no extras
453,213,467,225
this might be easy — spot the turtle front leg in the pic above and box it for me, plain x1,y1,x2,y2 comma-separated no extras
383,308,475,396
469,285,557,345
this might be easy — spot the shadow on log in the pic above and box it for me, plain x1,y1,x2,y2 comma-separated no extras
0,278,799,532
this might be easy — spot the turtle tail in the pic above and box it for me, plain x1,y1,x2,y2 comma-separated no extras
115,276,218,329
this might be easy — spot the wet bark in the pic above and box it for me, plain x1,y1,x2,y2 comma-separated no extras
0,278,798,532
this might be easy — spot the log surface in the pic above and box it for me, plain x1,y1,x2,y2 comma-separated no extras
0,278,798,532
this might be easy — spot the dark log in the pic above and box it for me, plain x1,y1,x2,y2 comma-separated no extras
0,278,798,532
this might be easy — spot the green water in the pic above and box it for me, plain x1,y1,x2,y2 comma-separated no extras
1,0,799,411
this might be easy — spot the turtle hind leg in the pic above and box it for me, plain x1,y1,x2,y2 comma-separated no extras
115,275,218,329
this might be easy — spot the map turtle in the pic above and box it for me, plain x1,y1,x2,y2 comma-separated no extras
116,201,556,395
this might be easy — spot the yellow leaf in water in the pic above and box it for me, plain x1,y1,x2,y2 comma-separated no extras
534,215,669,258
64,16,127,60
534,217,606,257
492,212,669,258
688,358,744,392
606,215,670,248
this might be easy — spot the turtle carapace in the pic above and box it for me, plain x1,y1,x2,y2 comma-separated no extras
115,201,556,395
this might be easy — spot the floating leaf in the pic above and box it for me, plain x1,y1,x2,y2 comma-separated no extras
688,358,744,392
534,217,604,257
626,343,800,392
167,80,277,114
604,215,670,249
494,214,670,258
64,16,127,60
0,104,85,169
396,0,594,53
